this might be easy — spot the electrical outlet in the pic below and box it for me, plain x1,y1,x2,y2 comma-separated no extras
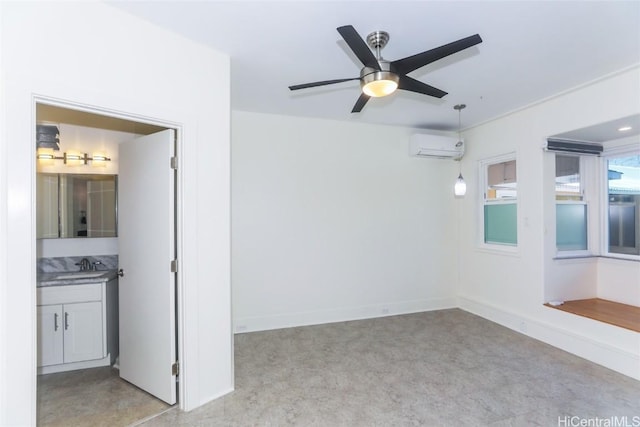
381,308,389,315
236,325,247,333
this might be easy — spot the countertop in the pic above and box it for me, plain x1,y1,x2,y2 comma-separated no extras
37,270,118,287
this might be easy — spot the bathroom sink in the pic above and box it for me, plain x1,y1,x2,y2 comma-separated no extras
54,271,107,280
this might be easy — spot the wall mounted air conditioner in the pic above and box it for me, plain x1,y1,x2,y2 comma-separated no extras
545,138,603,155
409,134,464,160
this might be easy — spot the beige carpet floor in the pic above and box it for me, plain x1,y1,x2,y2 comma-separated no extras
146,309,640,426
39,309,640,426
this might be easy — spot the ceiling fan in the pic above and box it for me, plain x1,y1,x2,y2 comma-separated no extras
288,25,482,113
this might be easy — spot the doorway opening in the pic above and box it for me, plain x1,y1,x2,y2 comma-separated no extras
35,100,181,425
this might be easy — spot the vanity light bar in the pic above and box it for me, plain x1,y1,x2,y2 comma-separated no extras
36,152,111,164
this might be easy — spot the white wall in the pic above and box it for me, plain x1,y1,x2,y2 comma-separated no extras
0,2,232,424
597,257,640,306
544,257,598,302
232,112,458,332
37,237,118,258
458,67,640,380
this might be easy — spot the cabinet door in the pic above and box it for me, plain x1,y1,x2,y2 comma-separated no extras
63,301,104,363
37,305,64,367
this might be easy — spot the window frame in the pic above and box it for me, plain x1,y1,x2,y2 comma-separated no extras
554,154,591,257
478,152,519,253
601,145,640,261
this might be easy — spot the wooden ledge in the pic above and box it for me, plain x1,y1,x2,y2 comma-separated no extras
545,298,640,333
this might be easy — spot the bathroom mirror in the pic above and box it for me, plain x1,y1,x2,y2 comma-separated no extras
37,173,117,238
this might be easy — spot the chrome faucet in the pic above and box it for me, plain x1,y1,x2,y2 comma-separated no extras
76,258,91,271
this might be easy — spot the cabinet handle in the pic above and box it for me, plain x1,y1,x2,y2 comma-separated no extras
54,313,59,331
64,312,69,330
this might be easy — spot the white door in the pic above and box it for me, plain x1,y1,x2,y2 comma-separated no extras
118,129,176,405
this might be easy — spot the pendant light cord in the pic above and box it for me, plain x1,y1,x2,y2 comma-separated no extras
458,107,462,174
453,105,467,197
454,103,466,175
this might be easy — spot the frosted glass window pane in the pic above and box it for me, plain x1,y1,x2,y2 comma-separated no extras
556,204,587,251
484,203,517,245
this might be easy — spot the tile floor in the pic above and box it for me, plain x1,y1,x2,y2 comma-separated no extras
37,366,170,426
39,309,640,426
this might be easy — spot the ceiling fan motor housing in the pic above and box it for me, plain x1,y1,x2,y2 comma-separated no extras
360,60,399,97
366,31,390,50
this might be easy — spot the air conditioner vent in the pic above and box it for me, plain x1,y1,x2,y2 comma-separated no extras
545,138,603,155
409,134,464,160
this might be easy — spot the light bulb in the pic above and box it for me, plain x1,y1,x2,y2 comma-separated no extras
362,79,398,97
92,153,110,167
454,173,467,197
361,69,399,98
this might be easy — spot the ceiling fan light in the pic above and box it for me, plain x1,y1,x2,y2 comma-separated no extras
361,70,399,98
362,79,398,97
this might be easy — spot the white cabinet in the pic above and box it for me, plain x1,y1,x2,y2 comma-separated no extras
63,301,104,363
37,301,103,366
37,305,64,366
37,280,117,374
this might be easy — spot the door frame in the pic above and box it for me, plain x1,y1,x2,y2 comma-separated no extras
32,94,185,407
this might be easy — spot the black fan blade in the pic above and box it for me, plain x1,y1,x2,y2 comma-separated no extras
392,34,482,74
289,78,359,91
351,93,370,113
398,76,447,98
337,25,381,70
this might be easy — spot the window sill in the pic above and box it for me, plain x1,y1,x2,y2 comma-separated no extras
601,254,640,263
476,244,520,257
552,254,596,261
544,298,640,333
552,254,640,263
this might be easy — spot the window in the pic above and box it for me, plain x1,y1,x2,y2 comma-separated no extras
555,155,588,251
482,156,517,246
606,153,640,257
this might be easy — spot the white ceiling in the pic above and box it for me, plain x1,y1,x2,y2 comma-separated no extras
552,114,640,143
109,1,640,132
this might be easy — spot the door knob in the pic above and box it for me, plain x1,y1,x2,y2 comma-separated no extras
117,269,124,277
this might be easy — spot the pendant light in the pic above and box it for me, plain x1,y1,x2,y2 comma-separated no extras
453,104,467,197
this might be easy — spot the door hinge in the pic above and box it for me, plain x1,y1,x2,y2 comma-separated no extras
170,156,178,169
170,259,178,273
172,361,179,376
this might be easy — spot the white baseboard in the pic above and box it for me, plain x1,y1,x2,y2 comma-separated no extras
38,354,111,375
458,295,640,381
192,387,235,412
234,297,457,334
